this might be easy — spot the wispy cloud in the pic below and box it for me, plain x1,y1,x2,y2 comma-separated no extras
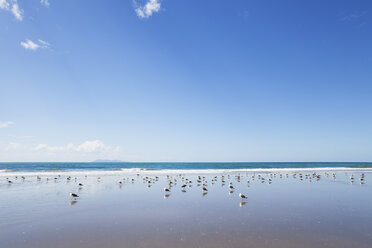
11,0,22,20
20,39,51,51
0,0,23,21
38,39,51,48
40,0,50,7
12,135,34,139
134,0,161,19
6,142,21,150
1,140,122,161
0,0,10,9
0,121,14,128
34,140,120,154
340,11,368,21
34,143,74,152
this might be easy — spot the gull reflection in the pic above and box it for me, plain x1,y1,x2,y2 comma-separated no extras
164,194,171,199
239,201,246,207
69,200,78,206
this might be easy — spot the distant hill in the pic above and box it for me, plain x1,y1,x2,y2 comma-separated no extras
93,159,124,163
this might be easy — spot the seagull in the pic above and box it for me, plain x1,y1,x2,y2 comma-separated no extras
70,192,79,198
78,183,83,186
164,187,170,192
229,185,234,189
239,193,247,199
202,187,208,191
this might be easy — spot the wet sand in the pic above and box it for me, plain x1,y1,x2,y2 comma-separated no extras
1,170,372,248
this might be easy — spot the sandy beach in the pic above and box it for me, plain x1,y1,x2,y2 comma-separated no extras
1,169,371,248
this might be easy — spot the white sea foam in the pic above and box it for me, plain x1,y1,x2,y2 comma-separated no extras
1,167,372,177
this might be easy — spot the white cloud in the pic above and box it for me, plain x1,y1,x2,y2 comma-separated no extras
0,0,10,9
0,0,23,21
0,121,14,128
20,39,39,50
20,39,51,51
1,140,123,162
76,140,108,153
134,0,161,19
34,144,47,150
34,140,119,154
35,143,74,152
11,1,22,20
40,0,50,7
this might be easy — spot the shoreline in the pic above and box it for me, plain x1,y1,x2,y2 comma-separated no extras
2,167,372,177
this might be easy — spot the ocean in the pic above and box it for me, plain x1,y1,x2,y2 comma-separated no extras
0,162,371,173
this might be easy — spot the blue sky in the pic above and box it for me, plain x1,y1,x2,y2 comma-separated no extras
1,0,372,162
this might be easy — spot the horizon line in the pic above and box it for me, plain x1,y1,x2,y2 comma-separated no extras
0,161,372,163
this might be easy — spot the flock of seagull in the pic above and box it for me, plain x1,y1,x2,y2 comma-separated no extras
2,171,367,206
160,174,247,201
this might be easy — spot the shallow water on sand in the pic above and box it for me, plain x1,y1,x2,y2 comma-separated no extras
1,171,372,248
